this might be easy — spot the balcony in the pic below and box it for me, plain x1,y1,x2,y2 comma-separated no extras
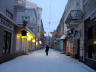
15,0,26,12
65,10,82,25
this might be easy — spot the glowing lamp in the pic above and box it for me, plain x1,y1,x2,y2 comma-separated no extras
32,39,35,42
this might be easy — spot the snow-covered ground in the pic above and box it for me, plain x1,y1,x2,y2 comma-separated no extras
0,49,96,72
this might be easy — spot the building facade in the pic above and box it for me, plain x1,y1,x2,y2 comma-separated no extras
16,7,37,51
64,0,83,61
56,17,64,51
26,1,43,50
0,0,36,64
84,0,96,69
0,0,26,64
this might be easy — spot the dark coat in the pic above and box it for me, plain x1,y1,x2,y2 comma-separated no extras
46,46,49,52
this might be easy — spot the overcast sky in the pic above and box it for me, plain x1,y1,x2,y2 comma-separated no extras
27,0,68,36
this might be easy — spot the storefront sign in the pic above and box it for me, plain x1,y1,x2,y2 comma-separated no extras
94,41,96,44
50,32,57,34
0,18,13,31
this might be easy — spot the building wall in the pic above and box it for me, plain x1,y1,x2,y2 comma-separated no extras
26,1,42,36
17,9,36,25
84,0,96,20
83,0,96,68
64,0,83,60
0,0,17,22
16,34,22,51
26,1,37,11
37,8,42,37
0,0,27,64
12,26,17,53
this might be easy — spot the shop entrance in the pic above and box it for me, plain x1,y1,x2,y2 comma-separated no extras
3,31,11,54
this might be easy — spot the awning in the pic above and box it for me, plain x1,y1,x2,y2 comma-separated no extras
61,35,66,39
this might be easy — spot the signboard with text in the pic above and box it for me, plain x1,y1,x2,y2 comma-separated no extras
50,32,57,34
40,31,46,34
0,18,13,31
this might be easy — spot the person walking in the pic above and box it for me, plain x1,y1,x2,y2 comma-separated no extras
45,45,49,56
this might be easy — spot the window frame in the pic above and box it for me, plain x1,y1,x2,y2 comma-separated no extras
6,10,13,20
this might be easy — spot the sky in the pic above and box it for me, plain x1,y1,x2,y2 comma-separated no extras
27,0,68,36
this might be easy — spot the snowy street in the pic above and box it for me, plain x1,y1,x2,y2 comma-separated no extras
0,49,96,72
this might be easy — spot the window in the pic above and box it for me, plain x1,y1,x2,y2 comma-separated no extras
88,26,93,39
38,14,40,20
88,45,94,59
6,10,13,20
38,26,39,33
3,31,11,54
22,16,30,22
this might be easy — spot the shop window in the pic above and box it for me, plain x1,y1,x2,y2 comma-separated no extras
3,31,11,54
88,45,94,59
6,10,13,20
88,26,93,39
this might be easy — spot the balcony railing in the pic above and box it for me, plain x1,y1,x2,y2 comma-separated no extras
15,0,26,6
65,10,82,24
